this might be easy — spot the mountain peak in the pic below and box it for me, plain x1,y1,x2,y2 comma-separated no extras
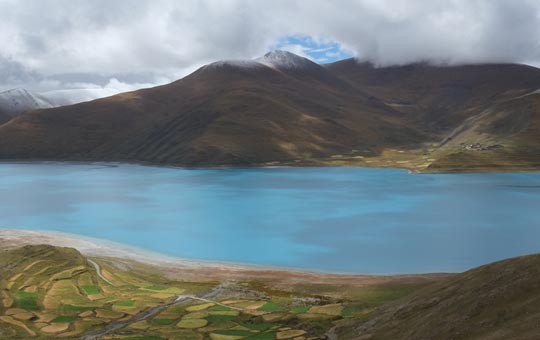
198,50,315,73
256,50,315,69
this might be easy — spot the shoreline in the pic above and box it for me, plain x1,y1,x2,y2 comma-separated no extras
0,158,539,174
0,229,452,281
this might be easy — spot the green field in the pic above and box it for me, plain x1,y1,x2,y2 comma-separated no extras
14,291,39,310
81,285,100,295
0,244,429,339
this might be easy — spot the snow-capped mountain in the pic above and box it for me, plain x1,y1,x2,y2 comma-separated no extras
202,50,318,71
255,50,315,69
0,87,128,124
0,88,54,119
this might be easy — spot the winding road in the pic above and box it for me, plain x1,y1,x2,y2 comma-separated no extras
87,259,114,286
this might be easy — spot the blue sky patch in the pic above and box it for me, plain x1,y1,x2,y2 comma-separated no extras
271,35,353,64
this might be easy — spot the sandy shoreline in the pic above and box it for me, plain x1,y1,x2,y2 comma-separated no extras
0,229,449,284
0,229,259,270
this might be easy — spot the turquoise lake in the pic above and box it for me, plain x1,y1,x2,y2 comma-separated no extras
0,163,539,274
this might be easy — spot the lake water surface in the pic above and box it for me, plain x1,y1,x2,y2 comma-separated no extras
0,163,539,274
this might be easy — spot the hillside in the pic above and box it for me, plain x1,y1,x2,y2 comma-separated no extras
326,61,540,171
0,52,539,170
334,253,540,339
2,241,540,339
0,242,432,339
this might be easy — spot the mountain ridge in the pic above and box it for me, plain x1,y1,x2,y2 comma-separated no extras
0,51,539,171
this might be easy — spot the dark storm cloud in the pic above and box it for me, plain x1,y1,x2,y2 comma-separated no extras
1,0,540,92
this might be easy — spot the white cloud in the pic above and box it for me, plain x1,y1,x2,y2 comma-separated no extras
1,0,540,94
40,77,173,105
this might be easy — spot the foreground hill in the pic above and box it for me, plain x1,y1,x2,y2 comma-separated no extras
0,242,432,339
1,240,539,339
334,253,540,339
0,51,539,170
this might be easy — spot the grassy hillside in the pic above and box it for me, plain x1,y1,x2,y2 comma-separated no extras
2,243,540,339
334,253,540,339
0,244,429,339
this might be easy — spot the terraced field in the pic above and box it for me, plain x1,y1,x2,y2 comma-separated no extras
0,244,429,339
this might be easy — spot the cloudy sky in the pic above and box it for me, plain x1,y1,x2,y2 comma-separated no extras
2,0,540,98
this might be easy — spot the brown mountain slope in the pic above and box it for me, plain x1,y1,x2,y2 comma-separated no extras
428,90,540,170
0,53,539,169
326,60,540,132
326,60,540,170
0,52,425,165
334,253,540,340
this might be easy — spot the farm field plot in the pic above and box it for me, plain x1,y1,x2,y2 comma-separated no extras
0,244,427,339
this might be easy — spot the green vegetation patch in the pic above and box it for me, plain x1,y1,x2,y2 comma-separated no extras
341,304,370,317
14,291,38,310
240,322,275,331
213,329,254,336
115,300,136,307
52,315,78,323
259,302,281,312
63,304,95,312
81,285,100,295
125,337,164,340
206,314,237,323
244,332,276,340
152,318,176,325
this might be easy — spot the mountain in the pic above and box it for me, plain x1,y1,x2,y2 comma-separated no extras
0,51,424,165
0,51,539,170
334,253,540,339
326,61,540,170
0,88,54,124
0,87,132,125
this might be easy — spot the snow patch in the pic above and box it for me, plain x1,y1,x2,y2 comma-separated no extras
255,50,314,69
201,51,316,71
0,88,54,117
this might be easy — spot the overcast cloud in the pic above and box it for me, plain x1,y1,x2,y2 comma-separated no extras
1,0,540,95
